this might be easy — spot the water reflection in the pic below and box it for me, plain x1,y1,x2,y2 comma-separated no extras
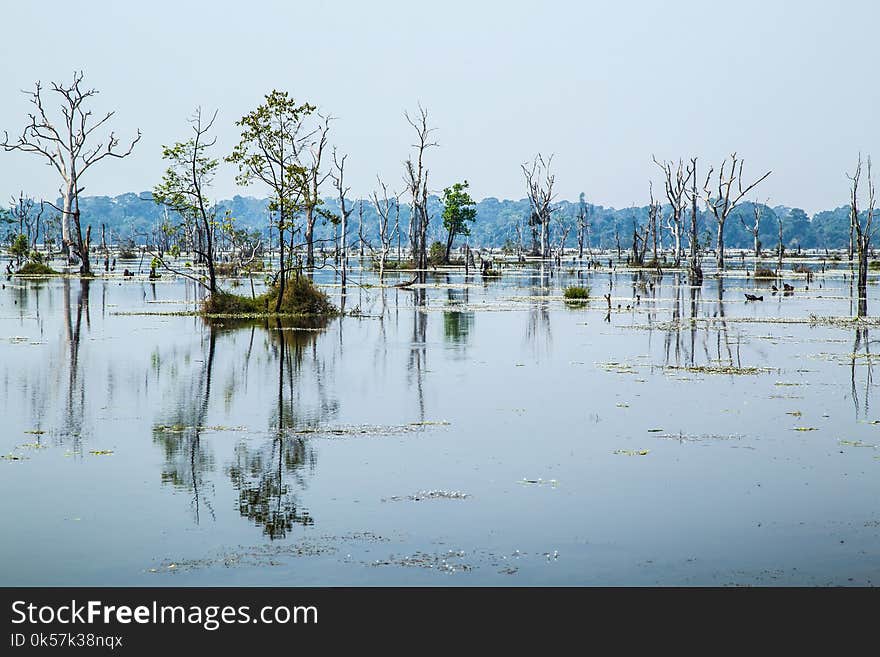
524,268,552,358
409,287,427,421
152,316,330,538
62,279,90,445
850,326,876,419
152,329,217,524
443,276,473,354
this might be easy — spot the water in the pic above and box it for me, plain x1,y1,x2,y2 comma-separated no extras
2,258,880,585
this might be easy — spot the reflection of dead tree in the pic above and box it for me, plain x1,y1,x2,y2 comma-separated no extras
408,288,427,421
61,279,90,449
714,279,738,367
153,328,218,524
524,271,552,358
851,327,874,419
664,273,683,366
688,286,701,367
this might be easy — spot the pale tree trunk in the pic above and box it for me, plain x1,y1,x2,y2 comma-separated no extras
540,220,549,258
62,179,74,263
305,207,315,268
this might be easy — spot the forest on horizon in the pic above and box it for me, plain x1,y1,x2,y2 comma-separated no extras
3,190,859,253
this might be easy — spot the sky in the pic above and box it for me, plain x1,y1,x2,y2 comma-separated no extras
1,0,878,215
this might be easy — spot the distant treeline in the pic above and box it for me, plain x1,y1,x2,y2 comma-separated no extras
16,192,858,251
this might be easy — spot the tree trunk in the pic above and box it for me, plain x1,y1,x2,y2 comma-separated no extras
716,218,725,271
305,207,315,268
62,179,74,264
340,208,347,289
858,242,869,317
540,219,549,258
445,228,456,264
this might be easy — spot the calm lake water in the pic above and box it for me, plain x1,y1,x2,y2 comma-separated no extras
2,257,880,585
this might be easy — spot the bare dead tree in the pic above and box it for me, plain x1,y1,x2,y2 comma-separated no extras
701,152,772,271
330,148,353,289
358,200,365,257
370,178,402,281
303,114,333,269
554,214,573,265
740,200,766,259
685,158,702,284
403,106,437,283
522,154,556,258
576,193,590,259
648,182,661,265
653,156,692,267
9,192,43,248
1,71,141,274
848,154,876,317
152,107,221,294
777,210,784,276
630,208,649,267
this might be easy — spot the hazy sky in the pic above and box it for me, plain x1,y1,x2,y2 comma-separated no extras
1,0,878,214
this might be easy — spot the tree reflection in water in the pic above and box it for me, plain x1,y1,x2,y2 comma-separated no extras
153,315,330,539
443,275,473,355
850,326,878,420
226,316,328,539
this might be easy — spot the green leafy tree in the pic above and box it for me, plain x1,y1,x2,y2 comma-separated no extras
441,180,477,263
227,91,314,312
153,108,220,293
8,233,29,269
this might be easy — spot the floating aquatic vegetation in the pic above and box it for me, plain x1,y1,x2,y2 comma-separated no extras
371,549,473,573
17,442,47,450
291,422,449,438
665,365,771,375
148,540,338,573
1,453,27,461
88,449,114,455
791,427,817,432
786,411,803,417
23,429,45,435
519,478,558,486
599,360,639,375
614,449,650,456
656,432,745,443
839,440,877,448
647,428,664,432
154,424,248,433
383,490,470,502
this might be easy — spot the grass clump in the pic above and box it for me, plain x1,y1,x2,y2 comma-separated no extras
202,275,335,316
754,266,776,279
563,285,590,300
16,262,58,276
869,261,880,271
